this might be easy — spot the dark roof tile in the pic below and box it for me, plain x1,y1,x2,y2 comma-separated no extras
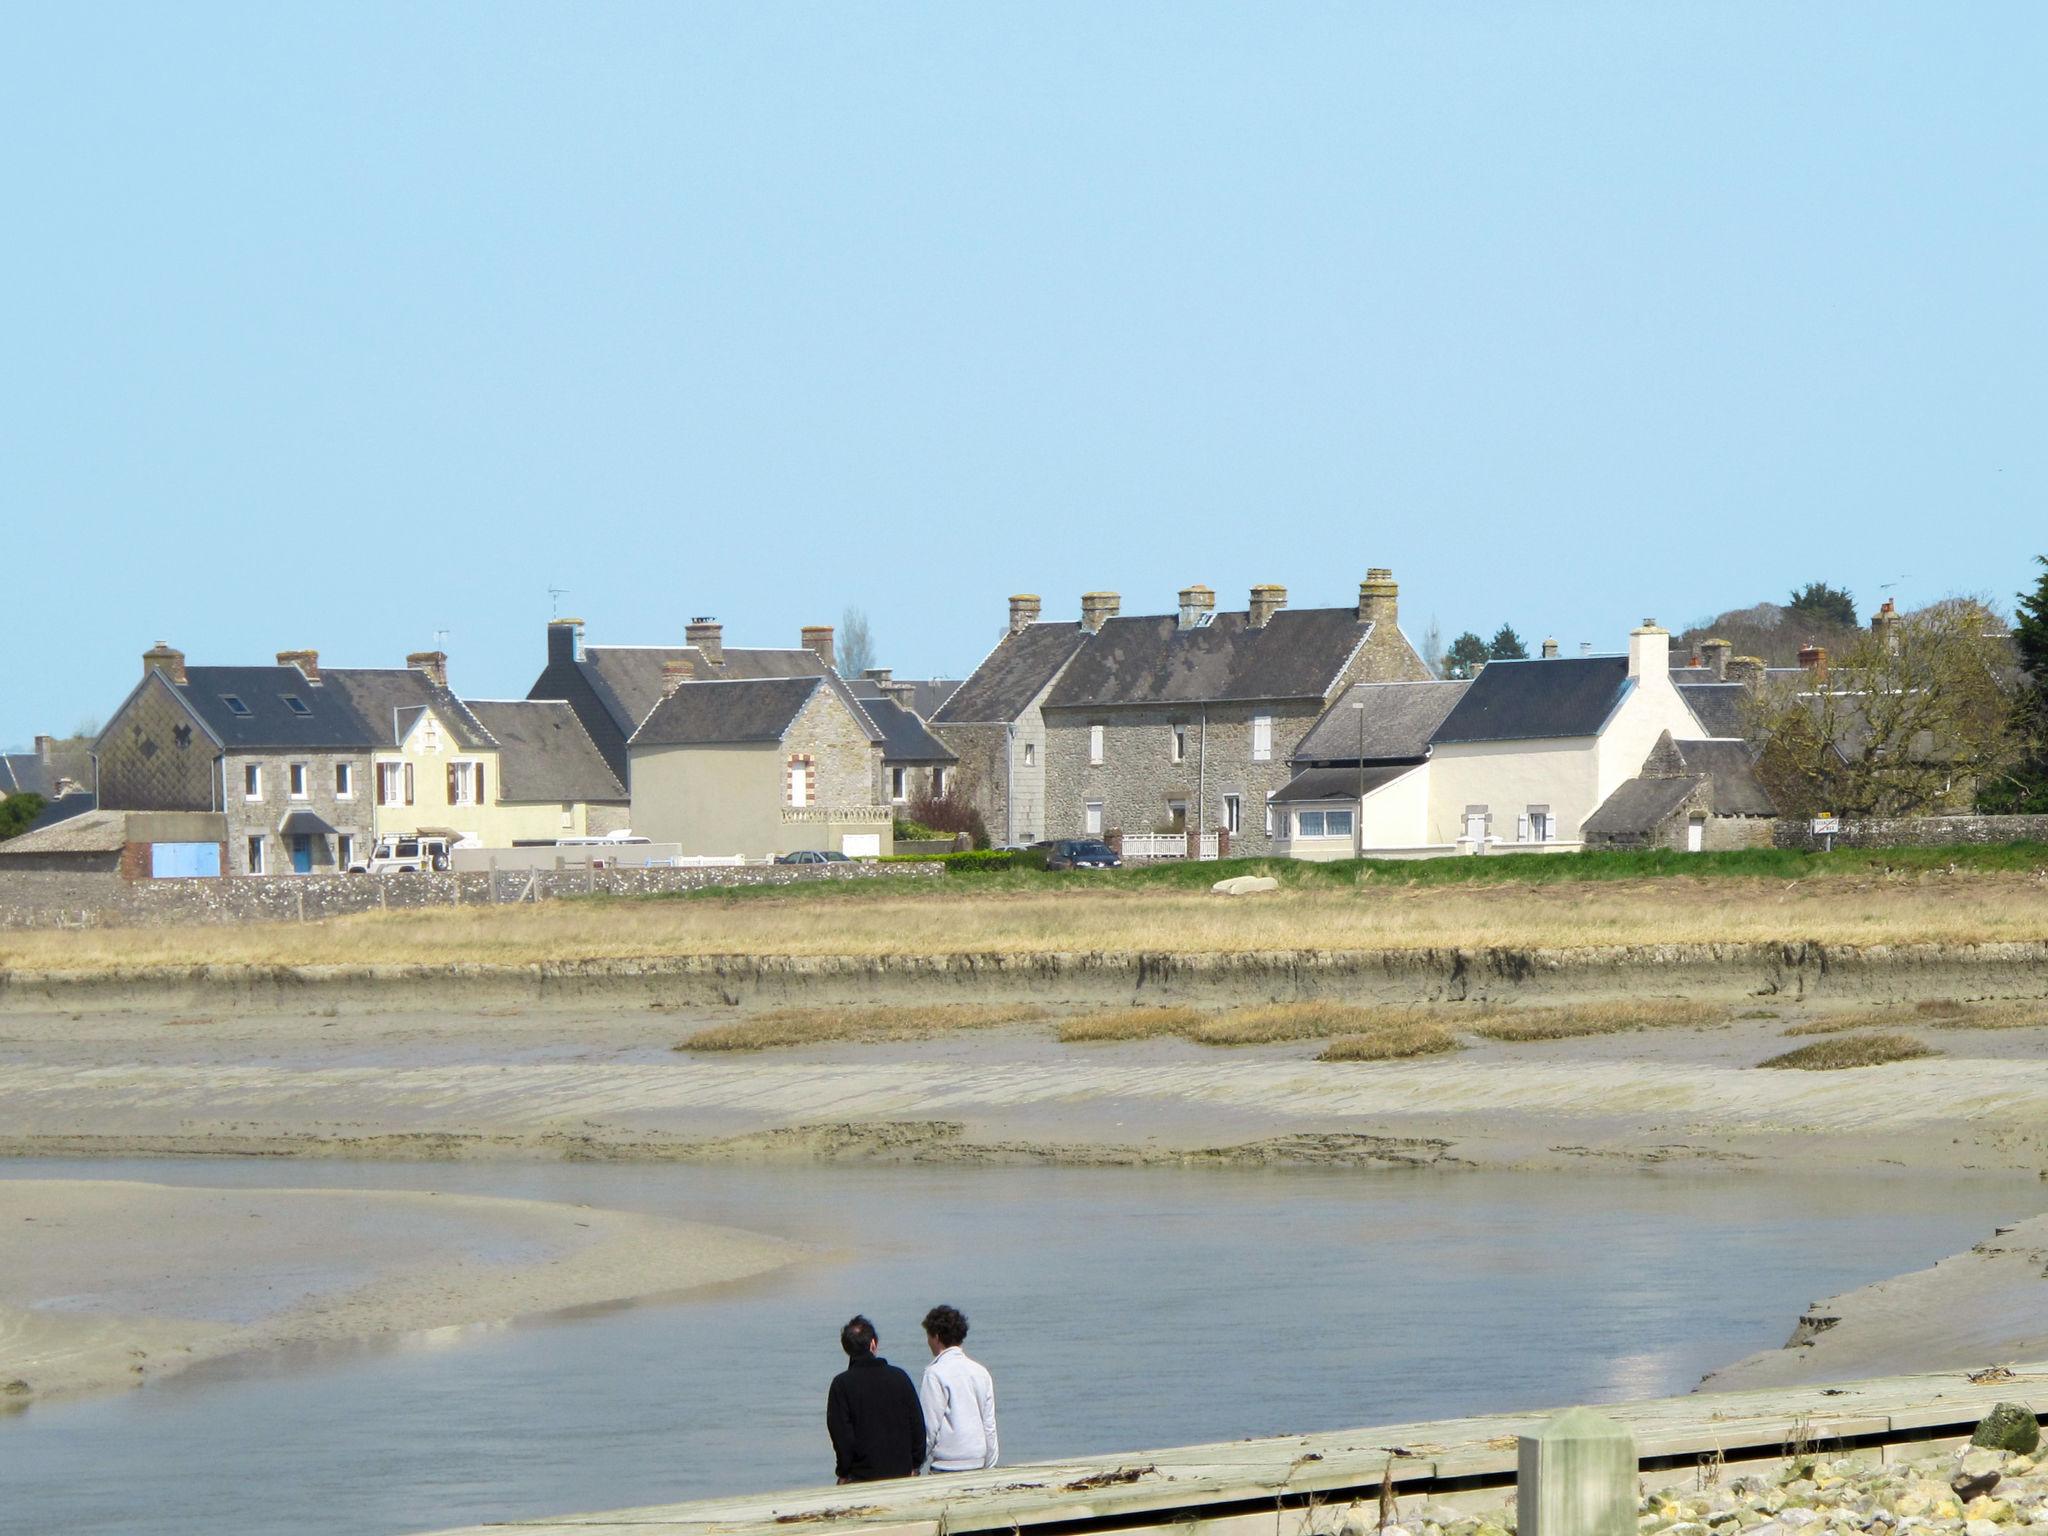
1431,656,1633,744
462,700,626,804
1044,608,1370,709
630,677,826,748
933,624,1091,724
1293,680,1469,763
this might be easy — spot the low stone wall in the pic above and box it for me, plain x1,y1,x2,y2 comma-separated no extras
0,860,942,929
1772,814,2048,851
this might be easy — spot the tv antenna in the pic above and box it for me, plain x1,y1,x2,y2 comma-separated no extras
433,628,450,650
548,586,570,618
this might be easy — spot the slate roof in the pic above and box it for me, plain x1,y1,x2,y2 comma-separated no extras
1581,776,1706,840
850,678,963,718
0,808,128,856
860,695,956,764
1292,681,1470,764
1431,656,1633,744
1672,738,1777,816
462,700,627,804
580,645,832,740
933,624,1092,725
1043,608,1371,709
168,666,380,751
1677,683,1749,739
1271,764,1421,805
324,669,495,751
24,791,95,834
629,677,828,748
0,753,50,797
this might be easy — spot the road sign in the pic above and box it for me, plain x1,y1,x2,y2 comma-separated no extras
1810,815,1841,835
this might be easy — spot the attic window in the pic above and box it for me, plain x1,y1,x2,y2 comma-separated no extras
220,694,251,717
281,694,312,717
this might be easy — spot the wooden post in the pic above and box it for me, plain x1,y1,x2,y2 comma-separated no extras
1518,1407,1636,1536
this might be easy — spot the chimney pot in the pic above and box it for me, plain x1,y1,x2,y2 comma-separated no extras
660,658,693,698
144,642,188,687
1871,600,1902,654
685,618,724,667
1176,583,1216,630
405,650,448,689
276,649,323,685
1249,584,1288,629
1540,637,1560,659
801,625,836,670
1357,568,1399,630
1727,655,1767,687
1700,637,1732,681
1797,643,1829,681
1008,594,1042,635
1080,591,1121,634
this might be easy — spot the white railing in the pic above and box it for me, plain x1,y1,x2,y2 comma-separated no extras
779,806,891,825
1120,832,1220,861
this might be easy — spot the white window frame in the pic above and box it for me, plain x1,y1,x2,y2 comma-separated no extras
334,763,353,800
889,766,907,803
337,833,355,869
1264,790,1276,837
932,766,947,798
1170,723,1187,763
1084,800,1104,835
1088,724,1105,766
1251,715,1273,762
377,762,402,806
1521,805,1552,844
1023,742,1036,768
1325,807,1354,838
450,760,481,806
789,760,811,808
243,763,262,800
1223,793,1241,834
247,835,265,875
288,762,308,800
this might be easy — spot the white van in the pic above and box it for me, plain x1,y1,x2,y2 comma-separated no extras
348,835,455,874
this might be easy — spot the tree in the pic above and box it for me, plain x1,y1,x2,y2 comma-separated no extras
1444,631,1489,678
2015,557,2048,690
1787,582,1858,630
1420,618,1445,679
0,793,45,843
838,606,876,677
1746,601,2021,817
1487,624,1529,661
1983,558,2048,813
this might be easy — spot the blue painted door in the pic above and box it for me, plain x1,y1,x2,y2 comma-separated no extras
150,842,222,879
290,835,313,874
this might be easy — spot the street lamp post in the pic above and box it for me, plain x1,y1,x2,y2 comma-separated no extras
1353,700,1366,860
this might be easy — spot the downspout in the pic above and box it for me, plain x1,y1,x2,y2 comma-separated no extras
1004,723,1015,847
1197,707,1207,859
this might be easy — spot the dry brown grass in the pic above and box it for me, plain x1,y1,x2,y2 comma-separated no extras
1469,1000,1724,1042
1757,1032,1940,1070
676,1003,1048,1052
1189,1002,1473,1045
1784,999,2048,1036
6,871,2047,974
1056,1007,1207,1043
1316,1021,1464,1062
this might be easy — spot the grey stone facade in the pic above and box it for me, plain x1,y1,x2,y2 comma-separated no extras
221,751,376,876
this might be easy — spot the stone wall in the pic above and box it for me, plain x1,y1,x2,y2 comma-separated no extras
223,751,375,875
0,860,943,929
1772,814,2048,851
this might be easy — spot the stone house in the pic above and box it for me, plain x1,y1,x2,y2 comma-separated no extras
1582,731,1779,851
1269,679,1469,860
1038,571,1433,856
627,672,893,860
848,672,958,809
95,644,378,876
1423,622,1710,850
526,617,843,788
928,596,1093,848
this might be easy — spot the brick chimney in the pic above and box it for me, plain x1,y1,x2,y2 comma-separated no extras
406,650,448,688
1540,637,1560,659
862,667,892,683
1177,584,1216,630
1797,643,1829,681
686,617,723,666
1727,656,1766,687
1627,619,1669,680
1871,599,1901,654
1700,637,1732,680
276,649,322,685
547,617,584,666
801,625,835,669
661,658,693,698
1249,584,1287,629
1080,591,1120,634
143,642,187,686
1357,568,1398,630
1008,594,1042,635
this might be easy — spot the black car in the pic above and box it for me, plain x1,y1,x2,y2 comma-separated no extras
774,849,851,865
1038,838,1122,870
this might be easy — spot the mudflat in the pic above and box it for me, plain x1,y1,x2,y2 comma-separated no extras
0,1178,798,1404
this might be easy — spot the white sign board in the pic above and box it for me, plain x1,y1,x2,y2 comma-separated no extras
1810,815,1841,836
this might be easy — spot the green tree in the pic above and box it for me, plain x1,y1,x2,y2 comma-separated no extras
0,793,46,843
1487,624,1529,661
1444,631,1489,678
1787,581,1858,630
2015,556,2048,690
1984,557,2048,812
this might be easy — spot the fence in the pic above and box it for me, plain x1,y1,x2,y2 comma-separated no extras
1119,832,1221,861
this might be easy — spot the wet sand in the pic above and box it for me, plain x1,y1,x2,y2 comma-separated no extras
0,1178,798,1404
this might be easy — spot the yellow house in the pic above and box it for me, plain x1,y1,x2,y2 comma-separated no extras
329,660,627,847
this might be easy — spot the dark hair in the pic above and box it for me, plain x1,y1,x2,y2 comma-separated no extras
841,1315,878,1358
921,1304,968,1348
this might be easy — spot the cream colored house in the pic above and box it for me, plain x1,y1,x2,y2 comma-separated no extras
627,673,892,860
1423,622,1704,850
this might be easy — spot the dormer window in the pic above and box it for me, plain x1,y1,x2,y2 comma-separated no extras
220,694,251,717
281,694,311,717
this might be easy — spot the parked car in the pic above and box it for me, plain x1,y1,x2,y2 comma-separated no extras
774,849,851,865
1037,838,1121,870
348,835,454,874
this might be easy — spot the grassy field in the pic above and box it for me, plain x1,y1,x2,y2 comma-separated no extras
2,848,2047,973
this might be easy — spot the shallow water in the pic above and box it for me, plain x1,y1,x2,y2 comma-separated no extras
0,1158,2038,1536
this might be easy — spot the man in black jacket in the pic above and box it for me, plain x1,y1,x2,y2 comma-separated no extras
827,1315,926,1483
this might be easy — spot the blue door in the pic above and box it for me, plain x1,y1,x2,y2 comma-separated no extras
290,834,313,874
150,842,222,879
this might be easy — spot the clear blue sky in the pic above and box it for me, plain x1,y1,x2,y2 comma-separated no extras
5,4,2044,748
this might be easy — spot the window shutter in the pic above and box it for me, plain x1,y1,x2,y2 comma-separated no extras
1518,814,1530,842
475,762,485,804
447,764,458,804
404,761,414,806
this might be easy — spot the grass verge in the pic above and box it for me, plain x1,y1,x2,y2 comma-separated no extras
676,1003,1049,1051
1757,1033,1940,1070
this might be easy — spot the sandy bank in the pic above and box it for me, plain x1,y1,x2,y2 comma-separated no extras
1704,1212,2048,1391
0,1178,799,1404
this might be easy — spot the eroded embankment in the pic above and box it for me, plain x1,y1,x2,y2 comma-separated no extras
5,939,2046,1014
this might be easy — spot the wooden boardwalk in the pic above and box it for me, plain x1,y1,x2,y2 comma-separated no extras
422,1362,2048,1535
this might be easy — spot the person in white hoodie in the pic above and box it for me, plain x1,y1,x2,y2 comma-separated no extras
917,1303,998,1473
